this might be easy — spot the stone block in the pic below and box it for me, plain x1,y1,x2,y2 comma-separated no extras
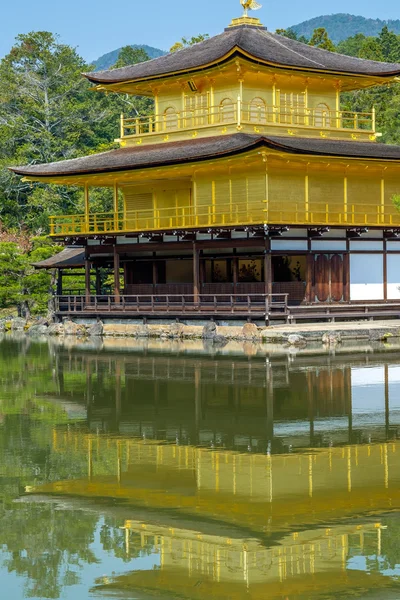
88,321,103,336
202,321,217,339
322,332,342,345
288,334,306,346
241,323,260,339
27,324,49,336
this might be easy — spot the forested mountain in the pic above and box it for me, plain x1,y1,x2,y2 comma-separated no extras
290,14,400,43
93,44,165,71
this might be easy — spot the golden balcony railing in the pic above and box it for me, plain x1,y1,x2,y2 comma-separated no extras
49,201,266,236
49,197,400,237
120,102,376,139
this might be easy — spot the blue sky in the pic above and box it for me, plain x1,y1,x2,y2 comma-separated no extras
1,0,400,63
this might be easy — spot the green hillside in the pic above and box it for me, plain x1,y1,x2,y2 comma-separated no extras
290,13,400,43
93,44,165,71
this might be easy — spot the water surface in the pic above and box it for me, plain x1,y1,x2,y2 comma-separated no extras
1,336,400,599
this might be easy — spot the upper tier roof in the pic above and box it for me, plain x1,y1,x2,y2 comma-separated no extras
85,25,400,85
10,134,400,180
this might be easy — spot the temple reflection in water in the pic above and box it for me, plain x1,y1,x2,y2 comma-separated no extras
20,344,400,598
52,347,400,450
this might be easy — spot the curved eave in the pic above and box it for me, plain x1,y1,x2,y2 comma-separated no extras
84,45,400,89
9,137,266,181
10,135,400,184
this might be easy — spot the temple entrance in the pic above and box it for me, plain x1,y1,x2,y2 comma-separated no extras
272,255,307,305
312,253,346,303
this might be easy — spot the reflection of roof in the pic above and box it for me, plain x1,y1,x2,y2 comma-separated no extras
32,247,85,269
85,25,400,85
92,564,387,600
11,134,400,179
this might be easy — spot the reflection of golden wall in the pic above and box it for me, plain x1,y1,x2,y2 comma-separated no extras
52,430,394,500
47,429,399,532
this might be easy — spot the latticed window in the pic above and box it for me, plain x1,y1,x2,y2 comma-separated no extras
164,107,178,131
314,103,331,128
249,97,267,123
220,98,235,123
279,92,306,124
184,93,209,126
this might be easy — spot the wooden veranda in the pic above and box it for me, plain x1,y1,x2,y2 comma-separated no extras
55,293,400,324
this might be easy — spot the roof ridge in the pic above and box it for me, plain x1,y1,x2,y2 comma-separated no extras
10,133,400,179
87,29,234,78
263,30,326,68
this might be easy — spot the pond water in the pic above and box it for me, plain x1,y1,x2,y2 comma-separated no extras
1,335,400,599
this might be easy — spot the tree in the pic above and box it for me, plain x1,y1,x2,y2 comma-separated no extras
275,28,308,44
170,34,209,53
309,28,336,51
23,236,62,316
109,46,154,128
112,46,149,69
378,26,400,62
0,235,60,317
0,242,27,313
0,32,114,230
336,33,368,57
359,38,385,61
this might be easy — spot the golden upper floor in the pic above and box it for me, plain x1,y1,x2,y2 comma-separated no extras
118,84,377,145
12,135,400,236
84,16,400,146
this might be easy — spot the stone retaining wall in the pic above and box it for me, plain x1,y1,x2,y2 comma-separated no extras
3,316,400,346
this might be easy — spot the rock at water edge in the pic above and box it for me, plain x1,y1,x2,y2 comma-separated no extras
202,321,217,339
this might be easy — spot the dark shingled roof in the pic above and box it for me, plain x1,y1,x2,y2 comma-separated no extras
10,134,400,179
32,247,85,269
85,25,400,85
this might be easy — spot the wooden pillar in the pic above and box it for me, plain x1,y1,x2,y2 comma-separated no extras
306,254,314,303
193,243,200,302
84,249,91,305
123,262,129,294
199,258,205,294
95,267,101,296
264,252,272,296
56,269,63,296
233,254,239,292
114,245,121,303
152,254,158,293
343,252,350,302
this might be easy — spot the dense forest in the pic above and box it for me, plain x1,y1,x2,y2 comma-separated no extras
1,26,400,315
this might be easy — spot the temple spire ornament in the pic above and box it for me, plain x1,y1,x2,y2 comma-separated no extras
240,0,262,17
227,0,264,28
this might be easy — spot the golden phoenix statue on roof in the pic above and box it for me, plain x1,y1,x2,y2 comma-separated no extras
240,0,262,17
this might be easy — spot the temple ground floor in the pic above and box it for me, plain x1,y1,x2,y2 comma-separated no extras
41,226,400,324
